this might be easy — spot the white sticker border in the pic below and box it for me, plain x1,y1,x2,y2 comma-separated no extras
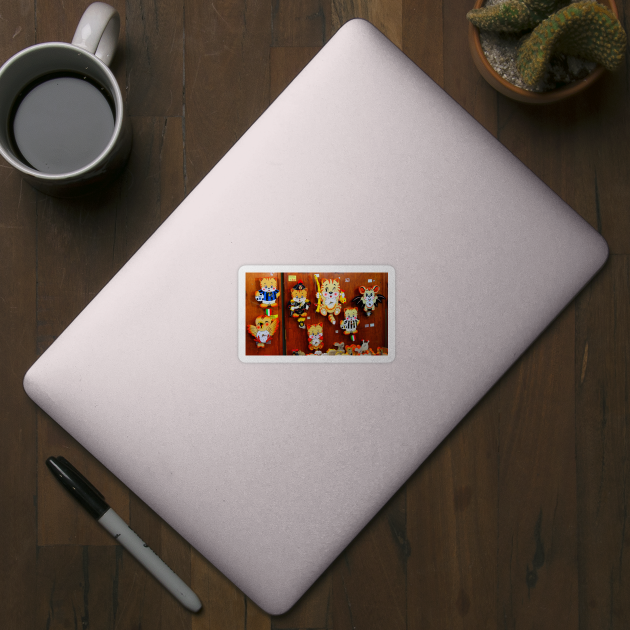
238,265,395,363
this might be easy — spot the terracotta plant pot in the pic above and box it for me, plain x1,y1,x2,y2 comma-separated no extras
468,0,619,103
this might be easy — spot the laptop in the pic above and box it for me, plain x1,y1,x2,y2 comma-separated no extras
23,19,608,614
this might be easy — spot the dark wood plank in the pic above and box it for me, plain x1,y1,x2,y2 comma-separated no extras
271,573,332,629
495,75,630,258
159,117,187,219
271,0,331,46
491,19,628,629
582,71,630,254
330,486,407,630
0,0,36,54
248,600,272,630
576,256,630,629
36,0,128,93
0,132,38,630
36,545,118,630
407,393,499,629
270,46,321,103
184,0,272,192
190,549,248,630
443,0,498,132
108,494,192,629
331,0,402,48
496,305,578,628
0,5,39,629
37,416,129,546
187,555,271,630
126,0,184,117
112,116,185,270
496,97,598,225
402,0,444,88
574,0,629,254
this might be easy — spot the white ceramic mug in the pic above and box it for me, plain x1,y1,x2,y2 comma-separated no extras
0,2,131,197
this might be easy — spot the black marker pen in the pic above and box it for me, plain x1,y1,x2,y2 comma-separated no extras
46,456,202,612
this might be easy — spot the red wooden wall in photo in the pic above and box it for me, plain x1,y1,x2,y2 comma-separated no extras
245,271,388,356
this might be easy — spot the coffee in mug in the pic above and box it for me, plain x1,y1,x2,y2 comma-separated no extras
0,2,131,197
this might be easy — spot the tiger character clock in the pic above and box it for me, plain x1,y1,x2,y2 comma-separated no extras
315,277,345,324
247,315,279,348
287,280,310,329
307,322,324,352
339,307,360,335
352,285,385,317
254,277,280,308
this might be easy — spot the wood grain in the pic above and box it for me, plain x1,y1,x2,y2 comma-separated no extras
36,545,119,630
332,0,403,48
114,495,193,629
35,0,127,95
407,391,499,629
271,573,332,629
443,0,498,131
331,485,408,630
112,116,185,270
403,0,444,87
191,549,250,630
125,0,184,117
184,0,271,191
497,304,579,629
0,4,37,628
270,46,321,103
576,256,630,629
271,0,331,46
37,417,129,546
0,142,38,630
494,67,630,258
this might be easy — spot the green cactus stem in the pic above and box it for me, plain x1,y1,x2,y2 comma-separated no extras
467,0,568,33
517,1,627,86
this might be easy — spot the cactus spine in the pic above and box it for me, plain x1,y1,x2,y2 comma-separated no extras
467,0,568,33
516,1,627,85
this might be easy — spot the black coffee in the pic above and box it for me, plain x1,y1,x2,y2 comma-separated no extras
10,73,115,174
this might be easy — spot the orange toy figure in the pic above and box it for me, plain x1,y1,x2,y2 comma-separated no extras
287,280,310,329
247,315,278,348
254,277,280,308
307,322,324,352
316,278,345,325
352,285,385,317
346,340,373,355
339,307,360,335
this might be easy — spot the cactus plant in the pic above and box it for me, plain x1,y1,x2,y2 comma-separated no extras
516,1,627,85
467,0,567,33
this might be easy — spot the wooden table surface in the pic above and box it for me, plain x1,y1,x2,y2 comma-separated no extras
1,0,628,628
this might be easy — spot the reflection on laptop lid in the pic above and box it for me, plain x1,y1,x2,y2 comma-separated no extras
24,19,607,614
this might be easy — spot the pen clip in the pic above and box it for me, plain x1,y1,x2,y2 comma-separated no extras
54,456,106,501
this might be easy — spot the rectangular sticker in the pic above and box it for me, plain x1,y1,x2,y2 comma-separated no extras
238,265,394,363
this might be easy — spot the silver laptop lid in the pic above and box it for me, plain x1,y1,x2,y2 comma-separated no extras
24,19,607,614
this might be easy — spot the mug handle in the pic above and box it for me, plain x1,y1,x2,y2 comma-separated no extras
71,2,120,67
